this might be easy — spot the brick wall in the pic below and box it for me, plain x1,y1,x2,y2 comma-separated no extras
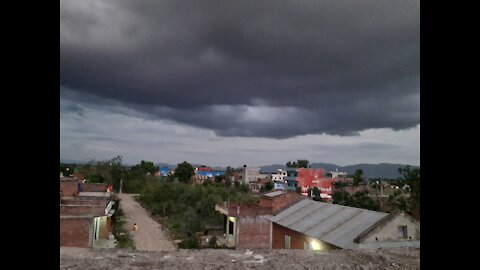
270,192,305,214
60,217,92,247
60,205,106,215
271,223,338,250
236,216,271,249
226,204,273,216
60,180,80,196
222,192,306,217
80,183,107,192
272,222,306,249
62,196,110,206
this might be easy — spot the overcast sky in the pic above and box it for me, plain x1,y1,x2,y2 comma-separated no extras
60,0,419,167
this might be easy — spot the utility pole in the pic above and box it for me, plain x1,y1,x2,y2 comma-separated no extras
119,178,123,194
380,183,384,210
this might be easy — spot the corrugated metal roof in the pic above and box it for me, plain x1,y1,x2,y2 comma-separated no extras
266,200,388,249
262,191,286,197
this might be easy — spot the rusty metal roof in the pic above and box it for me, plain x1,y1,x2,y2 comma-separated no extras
266,199,388,249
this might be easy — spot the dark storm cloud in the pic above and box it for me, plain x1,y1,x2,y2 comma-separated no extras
60,0,419,138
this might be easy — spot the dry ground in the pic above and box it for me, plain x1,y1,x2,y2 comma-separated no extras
117,193,176,252
60,246,420,269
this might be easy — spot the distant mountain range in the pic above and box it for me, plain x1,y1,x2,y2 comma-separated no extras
61,159,418,179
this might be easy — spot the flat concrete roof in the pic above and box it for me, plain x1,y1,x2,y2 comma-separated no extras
262,191,286,197
60,215,99,219
78,192,110,198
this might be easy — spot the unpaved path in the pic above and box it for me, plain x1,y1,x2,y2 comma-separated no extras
118,193,176,252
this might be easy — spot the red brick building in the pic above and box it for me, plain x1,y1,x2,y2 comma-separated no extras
215,191,304,249
216,190,420,250
60,179,116,248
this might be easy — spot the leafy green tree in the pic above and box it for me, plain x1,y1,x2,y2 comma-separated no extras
353,169,364,186
60,163,76,177
332,191,352,205
286,161,297,168
224,178,232,188
286,159,309,168
214,174,225,184
264,180,274,191
297,159,309,168
88,173,105,183
238,182,249,193
332,190,380,211
175,161,195,183
398,165,420,218
182,207,202,234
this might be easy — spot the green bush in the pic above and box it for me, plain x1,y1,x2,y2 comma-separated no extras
178,238,199,249
209,236,217,248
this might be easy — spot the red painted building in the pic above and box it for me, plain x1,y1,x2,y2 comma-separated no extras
296,168,325,190
294,168,342,201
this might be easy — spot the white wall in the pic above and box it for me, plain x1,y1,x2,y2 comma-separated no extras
361,213,420,243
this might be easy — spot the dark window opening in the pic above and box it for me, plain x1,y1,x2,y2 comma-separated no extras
398,225,408,239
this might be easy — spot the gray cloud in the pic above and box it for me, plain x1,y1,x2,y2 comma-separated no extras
60,0,419,138
60,100,420,166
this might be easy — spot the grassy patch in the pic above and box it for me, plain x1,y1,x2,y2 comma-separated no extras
111,195,136,250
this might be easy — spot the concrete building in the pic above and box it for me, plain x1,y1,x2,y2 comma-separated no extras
285,168,299,191
232,166,269,185
325,170,348,179
216,191,420,251
272,169,287,182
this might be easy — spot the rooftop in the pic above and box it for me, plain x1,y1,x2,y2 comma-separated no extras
265,200,388,249
262,190,286,198
78,192,111,198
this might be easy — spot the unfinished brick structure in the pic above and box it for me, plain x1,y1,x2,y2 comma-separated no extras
79,183,108,192
215,190,305,249
60,180,80,196
60,217,94,247
60,177,115,248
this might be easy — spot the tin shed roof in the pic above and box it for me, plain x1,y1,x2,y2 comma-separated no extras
266,199,388,249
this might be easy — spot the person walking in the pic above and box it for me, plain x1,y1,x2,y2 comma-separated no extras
133,223,138,231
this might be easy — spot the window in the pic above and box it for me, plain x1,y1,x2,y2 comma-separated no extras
398,225,408,239
284,235,291,249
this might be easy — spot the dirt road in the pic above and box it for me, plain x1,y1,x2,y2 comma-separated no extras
118,193,176,252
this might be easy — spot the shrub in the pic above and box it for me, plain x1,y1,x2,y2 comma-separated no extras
178,238,199,249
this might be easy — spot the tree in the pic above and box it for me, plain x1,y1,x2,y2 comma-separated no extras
286,159,309,168
238,182,249,193
214,174,225,184
332,191,351,205
286,161,297,168
264,180,274,191
398,165,420,219
60,163,76,177
175,161,195,183
353,169,364,186
224,178,232,188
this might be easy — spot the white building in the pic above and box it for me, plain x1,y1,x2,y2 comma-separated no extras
271,169,287,182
